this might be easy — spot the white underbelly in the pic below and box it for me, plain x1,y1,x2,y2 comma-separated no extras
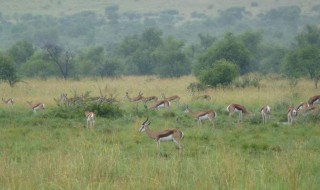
199,115,209,120
159,135,173,141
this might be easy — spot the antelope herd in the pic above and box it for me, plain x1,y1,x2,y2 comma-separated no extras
1,92,320,155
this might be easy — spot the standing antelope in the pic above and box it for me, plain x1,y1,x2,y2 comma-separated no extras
85,111,95,129
307,95,320,106
184,106,217,128
149,99,170,111
161,93,180,104
287,107,297,125
27,101,45,113
139,118,184,155
2,98,14,106
226,103,249,122
260,105,271,124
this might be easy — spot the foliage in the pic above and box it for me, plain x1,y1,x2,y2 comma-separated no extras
194,32,251,76
232,73,262,88
19,52,58,78
282,25,320,88
0,54,19,87
6,40,35,67
153,36,191,77
198,59,240,87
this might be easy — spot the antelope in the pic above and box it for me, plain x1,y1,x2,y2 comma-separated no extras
226,103,249,122
287,107,297,125
296,102,309,112
2,98,14,106
139,118,184,155
125,91,145,110
149,99,170,111
143,95,158,103
184,106,217,128
161,93,180,104
189,91,211,101
307,95,320,106
27,101,45,113
260,105,271,124
85,111,95,129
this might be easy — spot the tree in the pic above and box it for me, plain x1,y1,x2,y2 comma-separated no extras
198,59,240,87
282,45,320,88
76,46,105,77
43,43,74,80
153,37,191,77
282,25,320,88
19,52,58,78
0,54,19,87
194,32,251,76
7,41,35,67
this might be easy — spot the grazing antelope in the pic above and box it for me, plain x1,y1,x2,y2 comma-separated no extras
184,106,217,128
139,118,184,155
287,107,297,125
27,101,45,113
189,91,211,101
298,104,318,116
161,93,180,104
85,111,95,129
226,103,249,122
307,95,320,106
296,102,309,112
260,105,271,124
143,95,158,103
149,99,170,111
125,92,145,110
2,98,14,106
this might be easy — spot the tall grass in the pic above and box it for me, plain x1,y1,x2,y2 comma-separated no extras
0,76,319,189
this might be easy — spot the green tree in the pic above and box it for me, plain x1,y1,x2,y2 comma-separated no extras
198,59,240,87
194,32,251,76
282,25,320,88
19,52,57,78
153,37,191,77
0,54,19,87
7,41,35,67
76,46,105,77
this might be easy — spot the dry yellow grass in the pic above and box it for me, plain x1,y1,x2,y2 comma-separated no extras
0,76,317,110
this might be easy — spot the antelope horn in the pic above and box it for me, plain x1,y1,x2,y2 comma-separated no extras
142,117,149,125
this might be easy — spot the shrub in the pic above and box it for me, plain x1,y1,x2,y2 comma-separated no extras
198,59,240,87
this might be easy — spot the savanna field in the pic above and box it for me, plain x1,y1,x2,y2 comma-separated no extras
0,76,320,190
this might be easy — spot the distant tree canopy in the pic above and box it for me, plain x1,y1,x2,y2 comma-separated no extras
0,54,19,87
282,25,320,88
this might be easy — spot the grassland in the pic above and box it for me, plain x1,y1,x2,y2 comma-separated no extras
0,76,320,190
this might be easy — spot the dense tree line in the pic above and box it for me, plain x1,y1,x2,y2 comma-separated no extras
0,24,320,88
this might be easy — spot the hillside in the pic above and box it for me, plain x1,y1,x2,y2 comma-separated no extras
1,0,319,19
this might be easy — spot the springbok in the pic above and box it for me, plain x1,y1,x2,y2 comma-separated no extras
143,95,158,103
161,93,180,104
27,101,45,113
287,107,297,125
125,92,145,110
296,102,309,112
308,95,320,106
260,105,271,124
189,91,211,101
149,99,170,111
2,98,14,106
226,103,249,122
85,111,95,128
139,118,184,155
184,106,217,128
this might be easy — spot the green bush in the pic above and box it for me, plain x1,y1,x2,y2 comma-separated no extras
198,59,240,87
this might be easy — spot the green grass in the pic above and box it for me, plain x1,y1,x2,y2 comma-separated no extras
0,77,320,189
